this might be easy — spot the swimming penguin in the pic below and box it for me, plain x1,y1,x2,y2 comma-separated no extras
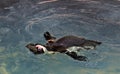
26,32,102,61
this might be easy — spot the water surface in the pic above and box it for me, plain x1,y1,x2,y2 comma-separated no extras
0,0,120,74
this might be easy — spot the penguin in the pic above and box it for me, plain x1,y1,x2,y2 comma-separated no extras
26,32,102,61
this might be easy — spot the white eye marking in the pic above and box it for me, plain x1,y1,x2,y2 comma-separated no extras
35,45,56,54
36,45,44,49
35,45,47,53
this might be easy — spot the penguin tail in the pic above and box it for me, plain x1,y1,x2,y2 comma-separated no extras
88,40,102,45
82,40,102,50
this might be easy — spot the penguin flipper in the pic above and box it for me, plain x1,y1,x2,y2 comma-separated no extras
44,31,56,40
65,51,87,61
75,56,87,61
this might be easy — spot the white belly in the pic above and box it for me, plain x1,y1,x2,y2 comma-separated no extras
67,46,83,52
67,46,95,52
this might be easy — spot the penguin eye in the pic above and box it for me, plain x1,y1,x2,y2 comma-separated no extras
36,47,38,49
37,48,43,52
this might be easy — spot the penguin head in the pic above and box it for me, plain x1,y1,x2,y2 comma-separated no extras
26,43,46,54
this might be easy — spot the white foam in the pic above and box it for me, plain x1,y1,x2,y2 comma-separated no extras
38,0,58,4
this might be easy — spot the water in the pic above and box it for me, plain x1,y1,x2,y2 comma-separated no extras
0,0,120,74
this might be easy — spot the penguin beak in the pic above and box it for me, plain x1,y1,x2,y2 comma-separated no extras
26,43,37,53
26,43,45,54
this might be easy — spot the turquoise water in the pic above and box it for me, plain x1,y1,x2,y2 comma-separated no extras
0,0,120,74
